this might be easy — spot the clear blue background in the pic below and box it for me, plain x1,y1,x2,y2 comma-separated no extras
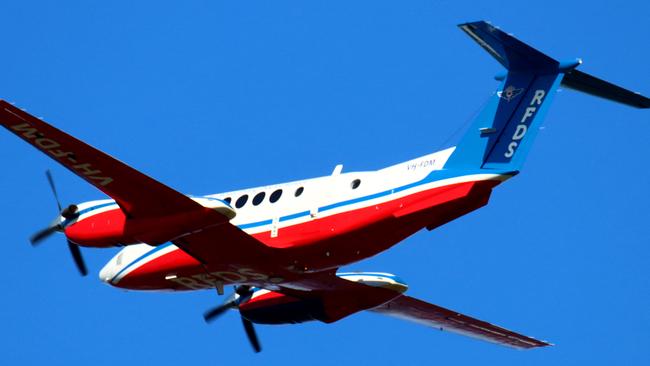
1,1,648,365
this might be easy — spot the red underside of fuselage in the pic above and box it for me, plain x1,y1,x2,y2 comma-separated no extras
113,179,500,291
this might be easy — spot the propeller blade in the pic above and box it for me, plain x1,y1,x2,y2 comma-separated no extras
45,169,63,212
30,225,61,246
241,317,261,353
204,292,238,323
67,240,88,276
35,170,88,277
203,303,233,323
204,286,261,352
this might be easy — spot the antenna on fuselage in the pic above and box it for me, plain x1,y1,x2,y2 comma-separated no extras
331,164,343,176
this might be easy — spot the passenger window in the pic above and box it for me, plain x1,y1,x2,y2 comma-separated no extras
235,194,248,208
351,179,361,189
252,192,265,206
223,197,232,204
270,189,283,203
295,186,304,197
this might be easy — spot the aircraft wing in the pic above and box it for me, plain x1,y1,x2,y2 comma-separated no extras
371,294,551,349
0,100,202,218
273,271,407,323
273,274,549,349
171,220,280,266
0,100,280,257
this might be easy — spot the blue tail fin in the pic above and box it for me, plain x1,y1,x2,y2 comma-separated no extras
444,21,649,172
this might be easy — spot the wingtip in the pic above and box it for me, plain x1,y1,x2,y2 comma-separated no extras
457,20,493,28
534,338,554,348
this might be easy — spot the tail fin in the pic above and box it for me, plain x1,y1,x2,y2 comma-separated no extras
444,21,649,171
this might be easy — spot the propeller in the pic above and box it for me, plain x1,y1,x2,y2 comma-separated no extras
204,285,262,353
29,170,88,276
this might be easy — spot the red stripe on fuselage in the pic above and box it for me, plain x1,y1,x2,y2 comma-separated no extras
113,179,500,291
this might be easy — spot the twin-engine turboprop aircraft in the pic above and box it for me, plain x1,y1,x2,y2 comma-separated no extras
2,21,648,353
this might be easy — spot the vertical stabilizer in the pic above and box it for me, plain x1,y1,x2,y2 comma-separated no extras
444,21,565,171
444,21,649,172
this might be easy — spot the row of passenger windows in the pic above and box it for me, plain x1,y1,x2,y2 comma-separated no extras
223,186,305,209
223,179,361,209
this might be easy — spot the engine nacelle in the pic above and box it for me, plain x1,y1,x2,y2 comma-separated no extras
240,290,326,324
240,272,408,325
64,197,235,247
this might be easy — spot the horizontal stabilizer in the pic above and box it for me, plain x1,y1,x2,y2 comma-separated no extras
562,69,650,108
371,294,551,349
458,21,558,72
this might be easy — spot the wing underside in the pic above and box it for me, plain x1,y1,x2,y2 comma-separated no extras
371,295,550,349
0,100,201,218
0,100,275,259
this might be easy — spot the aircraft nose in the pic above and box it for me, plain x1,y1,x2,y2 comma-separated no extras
99,261,116,284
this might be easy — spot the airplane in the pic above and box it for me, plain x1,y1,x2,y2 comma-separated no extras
1,21,648,353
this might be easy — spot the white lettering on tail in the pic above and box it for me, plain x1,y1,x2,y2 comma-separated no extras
503,89,546,158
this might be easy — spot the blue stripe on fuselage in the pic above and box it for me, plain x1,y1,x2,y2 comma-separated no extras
110,242,173,283
107,168,512,284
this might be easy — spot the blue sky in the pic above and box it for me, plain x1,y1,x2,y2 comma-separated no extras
1,1,649,365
